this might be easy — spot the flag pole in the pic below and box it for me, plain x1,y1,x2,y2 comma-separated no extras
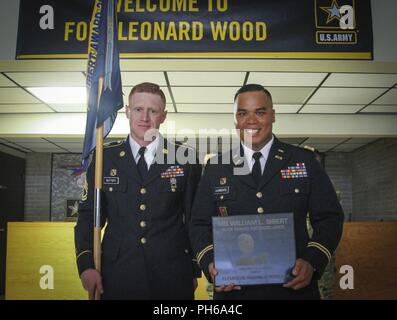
94,77,104,300
82,0,122,299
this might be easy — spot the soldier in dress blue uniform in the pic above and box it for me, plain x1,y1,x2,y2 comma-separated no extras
189,84,344,299
75,82,202,300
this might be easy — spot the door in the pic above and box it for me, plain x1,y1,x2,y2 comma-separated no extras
0,151,25,296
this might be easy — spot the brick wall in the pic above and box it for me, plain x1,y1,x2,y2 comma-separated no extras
24,153,51,221
324,152,353,221
352,139,397,220
324,139,397,221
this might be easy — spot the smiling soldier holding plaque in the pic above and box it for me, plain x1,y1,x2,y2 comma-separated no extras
189,84,344,300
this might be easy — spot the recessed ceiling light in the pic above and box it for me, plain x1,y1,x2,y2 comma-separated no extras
27,87,86,104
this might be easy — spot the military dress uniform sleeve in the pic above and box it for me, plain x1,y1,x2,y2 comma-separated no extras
189,167,217,283
74,155,108,276
301,153,344,278
184,161,203,278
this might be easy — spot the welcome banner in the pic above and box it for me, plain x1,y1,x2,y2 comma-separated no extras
16,0,373,60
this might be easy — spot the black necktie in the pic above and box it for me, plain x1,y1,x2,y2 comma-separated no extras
137,146,148,180
252,152,262,186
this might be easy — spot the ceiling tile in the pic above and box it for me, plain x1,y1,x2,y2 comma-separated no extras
308,88,385,104
346,138,376,144
248,72,327,87
274,104,301,113
304,137,347,144
49,104,86,112
63,148,82,153
13,141,56,149
122,86,171,103
0,140,32,152
0,88,41,104
5,138,47,143
0,74,16,87
0,104,53,113
323,73,397,88
177,104,232,113
46,138,83,143
57,143,83,150
279,137,307,145
269,87,314,104
30,147,65,152
300,104,363,114
172,87,238,103
372,89,397,105
167,72,245,86
121,72,166,86
332,144,365,152
360,104,397,113
9,142,65,152
6,72,86,87
27,87,86,104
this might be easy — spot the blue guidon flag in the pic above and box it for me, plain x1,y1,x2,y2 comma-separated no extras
82,0,123,170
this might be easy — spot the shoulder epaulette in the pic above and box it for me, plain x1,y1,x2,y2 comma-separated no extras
104,140,124,149
303,145,316,153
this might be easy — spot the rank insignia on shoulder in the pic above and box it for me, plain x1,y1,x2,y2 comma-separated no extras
161,165,184,178
280,163,308,179
218,207,228,217
304,145,315,152
104,140,123,149
275,155,283,160
110,169,117,176
220,177,227,185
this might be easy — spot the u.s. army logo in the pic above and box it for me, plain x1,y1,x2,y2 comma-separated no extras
315,0,356,45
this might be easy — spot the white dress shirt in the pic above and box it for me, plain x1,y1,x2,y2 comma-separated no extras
241,135,274,174
128,135,159,170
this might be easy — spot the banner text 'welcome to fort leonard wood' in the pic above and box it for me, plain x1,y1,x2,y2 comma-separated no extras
16,0,373,60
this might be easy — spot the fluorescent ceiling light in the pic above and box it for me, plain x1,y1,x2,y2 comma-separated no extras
27,87,86,104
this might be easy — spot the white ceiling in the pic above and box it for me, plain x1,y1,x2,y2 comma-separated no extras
0,65,396,154
1,71,395,115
